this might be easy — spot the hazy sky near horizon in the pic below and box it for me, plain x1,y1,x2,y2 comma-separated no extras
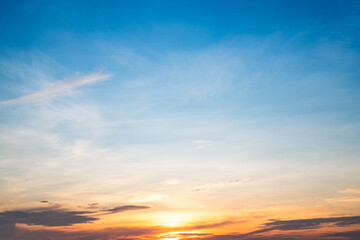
0,1,360,239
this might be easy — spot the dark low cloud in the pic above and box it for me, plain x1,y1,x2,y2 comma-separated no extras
326,230,360,240
2,225,159,240
248,215,360,235
0,222,16,239
0,203,151,239
100,205,150,214
2,210,359,240
0,207,98,227
201,216,360,240
204,231,360,240
0,204,151,228
0,207,97,239
1,220,359,240
203,234,297,240
87,203,98,208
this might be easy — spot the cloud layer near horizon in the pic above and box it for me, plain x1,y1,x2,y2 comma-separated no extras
0,204,150,228
1,214,360,240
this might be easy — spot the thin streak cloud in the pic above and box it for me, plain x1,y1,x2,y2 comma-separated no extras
0,73,111,105
193,178,249,192
100,205,151,215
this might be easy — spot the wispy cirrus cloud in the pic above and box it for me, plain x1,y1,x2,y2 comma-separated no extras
193,178,249,192
127,193,167,203
0,73,111,105
339,188,360,194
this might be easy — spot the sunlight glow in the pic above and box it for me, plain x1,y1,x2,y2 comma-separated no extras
158,213,189,227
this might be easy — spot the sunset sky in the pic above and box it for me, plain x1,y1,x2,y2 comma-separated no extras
0,0,360,239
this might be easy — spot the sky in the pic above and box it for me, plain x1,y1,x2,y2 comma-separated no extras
0,0,360,239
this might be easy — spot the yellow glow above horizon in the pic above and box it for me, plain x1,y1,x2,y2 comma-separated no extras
158,213,189,227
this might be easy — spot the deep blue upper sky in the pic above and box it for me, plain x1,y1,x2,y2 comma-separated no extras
1,0,358,49
0,0,359,80
0,0,359,144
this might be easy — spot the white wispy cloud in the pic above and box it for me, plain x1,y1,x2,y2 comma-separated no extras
339,188,360,194
127,193,167,203
163,178,181,185
0,73,111,105
192,178,249,192
193,140,214,150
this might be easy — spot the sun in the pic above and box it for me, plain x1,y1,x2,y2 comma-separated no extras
159,213,188,227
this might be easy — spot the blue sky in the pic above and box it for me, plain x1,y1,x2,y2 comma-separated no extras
0,1,360,239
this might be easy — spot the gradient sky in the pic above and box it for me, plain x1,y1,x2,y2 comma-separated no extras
1,1,360,239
